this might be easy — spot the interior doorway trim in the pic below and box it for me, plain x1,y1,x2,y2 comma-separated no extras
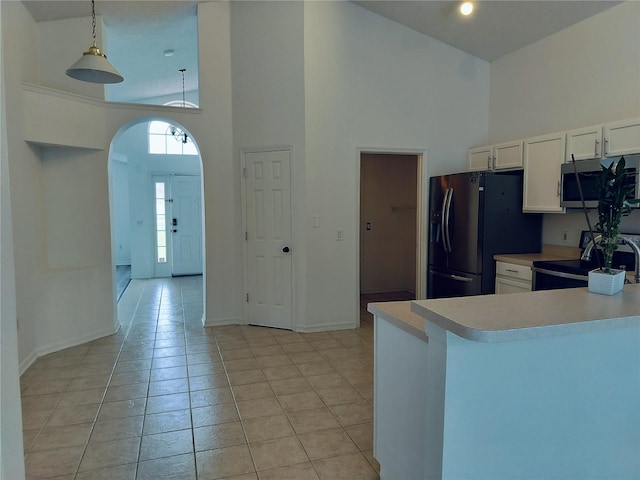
108,116,206,329
356,146,428,325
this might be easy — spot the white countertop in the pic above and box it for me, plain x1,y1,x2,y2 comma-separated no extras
410,284,640,343
493,244,581,266
367,301,429,342
493,252,576,267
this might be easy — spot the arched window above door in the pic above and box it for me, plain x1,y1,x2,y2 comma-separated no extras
148,100,199,156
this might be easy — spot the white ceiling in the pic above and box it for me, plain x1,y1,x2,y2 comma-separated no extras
22,0,622,102
354,1,621,62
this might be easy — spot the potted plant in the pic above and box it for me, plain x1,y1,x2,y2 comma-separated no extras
581,156,640,294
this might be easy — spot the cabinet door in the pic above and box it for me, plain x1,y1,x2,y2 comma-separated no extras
468,146,492,172
565,125,602,162
495,276,531,294
523,133,566,213
494,141,523,170
604,117,640,157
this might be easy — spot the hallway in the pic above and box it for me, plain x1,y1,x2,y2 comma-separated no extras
20,276,379,479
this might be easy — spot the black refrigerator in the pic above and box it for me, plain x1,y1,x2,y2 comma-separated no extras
428,171,542,299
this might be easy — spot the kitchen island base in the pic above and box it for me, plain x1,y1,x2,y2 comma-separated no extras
371,290,640,480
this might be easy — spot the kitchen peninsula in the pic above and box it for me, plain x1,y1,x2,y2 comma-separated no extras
369,285,640,480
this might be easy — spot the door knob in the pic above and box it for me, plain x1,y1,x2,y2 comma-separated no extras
282,246,290,253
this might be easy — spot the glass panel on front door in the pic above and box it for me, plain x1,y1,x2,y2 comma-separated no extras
155,182,168,263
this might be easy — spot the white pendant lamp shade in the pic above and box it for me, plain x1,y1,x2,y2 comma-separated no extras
66,43,123,84
66,0,123,84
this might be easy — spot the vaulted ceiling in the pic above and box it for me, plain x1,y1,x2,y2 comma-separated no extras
22,0,621,102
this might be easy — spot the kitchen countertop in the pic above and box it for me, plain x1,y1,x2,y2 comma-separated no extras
407,283,640,343
493,252,573,266
493,244,581,266
368,301,428,342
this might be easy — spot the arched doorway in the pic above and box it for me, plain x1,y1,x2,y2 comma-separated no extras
108,117,205,323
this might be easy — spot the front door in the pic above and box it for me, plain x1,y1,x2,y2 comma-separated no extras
153,175,203,277
243,149,293,330
171,175,203,275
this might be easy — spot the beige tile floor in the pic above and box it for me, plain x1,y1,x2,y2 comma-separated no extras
20,276,382,479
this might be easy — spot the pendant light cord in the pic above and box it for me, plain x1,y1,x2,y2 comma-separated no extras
179,68,186,108
91,0,97,46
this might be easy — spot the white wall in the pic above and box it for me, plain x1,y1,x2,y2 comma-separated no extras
195,1,239,325
110,156,131,265
0,3,26,476
303,1,490,328
230,0,307,327
490,1,640,143
2,1,51,371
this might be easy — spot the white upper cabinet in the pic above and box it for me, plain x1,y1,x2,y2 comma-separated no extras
523,132,565,213
604,117,640,157
468,141,523,172
565,117,640,162
494,140,524,170
468,145,493,171
565,125,603,162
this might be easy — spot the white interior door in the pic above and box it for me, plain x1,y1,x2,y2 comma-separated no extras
244,149,293,330
171,175,203,276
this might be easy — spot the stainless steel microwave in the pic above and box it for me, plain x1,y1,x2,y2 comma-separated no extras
560,156,640,208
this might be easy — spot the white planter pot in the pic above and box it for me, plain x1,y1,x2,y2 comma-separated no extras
588,268,625,295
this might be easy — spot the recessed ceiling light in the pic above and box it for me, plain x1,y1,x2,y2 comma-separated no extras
460,2,474,16
164,49,175,57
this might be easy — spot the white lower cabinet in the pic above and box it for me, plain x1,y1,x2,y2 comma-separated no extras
495,261,532,293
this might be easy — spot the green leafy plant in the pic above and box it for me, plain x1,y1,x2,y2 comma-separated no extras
594,156,640,273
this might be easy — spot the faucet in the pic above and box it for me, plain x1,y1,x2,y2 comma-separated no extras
581,234,640,283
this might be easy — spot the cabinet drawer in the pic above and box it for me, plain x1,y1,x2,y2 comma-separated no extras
496,261,532,281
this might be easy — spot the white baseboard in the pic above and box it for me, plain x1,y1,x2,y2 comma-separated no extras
19,325,119,376
202,318,358,333
204,317,244,328
296,321,358,333
19,350,39,376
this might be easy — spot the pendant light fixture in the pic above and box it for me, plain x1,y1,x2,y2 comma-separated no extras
170,69,189,144
66,0,123,84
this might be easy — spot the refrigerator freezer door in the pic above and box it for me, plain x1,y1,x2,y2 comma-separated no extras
446,173,482,274
427,267,482,299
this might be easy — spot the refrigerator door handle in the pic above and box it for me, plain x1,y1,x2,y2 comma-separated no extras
443,188,453,253
450,274,473,282
441,188,451,253
431,271,473,282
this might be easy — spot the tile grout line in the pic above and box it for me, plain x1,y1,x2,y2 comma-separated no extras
131,278,163,480
67,278,148,480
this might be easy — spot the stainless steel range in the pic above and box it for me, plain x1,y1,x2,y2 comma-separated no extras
532,232,640,291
